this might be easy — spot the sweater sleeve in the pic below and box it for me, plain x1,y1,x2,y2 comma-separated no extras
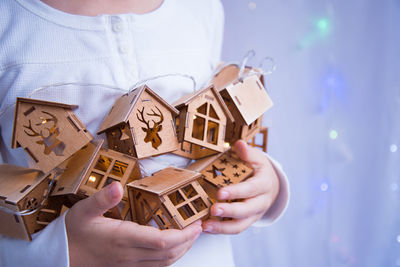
253,154,290,227
0,212,70,267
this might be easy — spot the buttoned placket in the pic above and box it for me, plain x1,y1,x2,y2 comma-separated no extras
108,15,140,86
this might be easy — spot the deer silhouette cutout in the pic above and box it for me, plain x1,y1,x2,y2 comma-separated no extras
136,106,164,150
23,111,66,156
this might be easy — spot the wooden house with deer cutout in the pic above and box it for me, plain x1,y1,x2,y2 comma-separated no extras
127,167,212,230
97,85,179,159
11,98,93,174
211,64,273,145
0,164,63,241
187,149,253,203
52,140,141,220
173,85,234,159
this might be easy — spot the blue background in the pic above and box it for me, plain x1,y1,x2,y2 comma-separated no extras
221,1,400,266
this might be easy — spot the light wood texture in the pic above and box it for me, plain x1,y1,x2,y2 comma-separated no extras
52,140,141,201
172,141,219,160
248,126,269,153
187,149,253,202
12,97,93,173
174,86,233,154
0,164,57,241
98,85,179,159
127,167,212,230
211,64,272,144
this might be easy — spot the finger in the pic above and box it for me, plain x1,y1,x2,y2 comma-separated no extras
202,217,256,235
116,231,199,264
118,220,202,250
234,139,269,167
210,195,270,219
73,182,123,218
217,174,269,200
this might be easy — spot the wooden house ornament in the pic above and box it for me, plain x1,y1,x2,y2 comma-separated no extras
97,85,179,159
11,98,93,173
187,149,254,203
0,164,62,241
127,167,212,230
173,85,234,159
52,140,141,219
211,64,273,145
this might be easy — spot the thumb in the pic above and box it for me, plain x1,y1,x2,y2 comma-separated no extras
75,182,123,218
234,139,266,166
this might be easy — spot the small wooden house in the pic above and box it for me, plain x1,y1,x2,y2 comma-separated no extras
173,85,234,159
52,140,141,219
11,98,93,174
211,64,273,144
0,164,62,241
127,167,212,230
187,149,253,203
97,85,179,159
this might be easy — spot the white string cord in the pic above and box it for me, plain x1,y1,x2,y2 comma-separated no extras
0,168,64,216
0,82,126,119
129,73,197,93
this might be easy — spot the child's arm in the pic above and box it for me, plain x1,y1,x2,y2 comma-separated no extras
202,140,288,234
66,182,202,267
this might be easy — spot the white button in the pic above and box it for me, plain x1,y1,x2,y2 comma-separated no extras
112,22,123,32
119,44,129,54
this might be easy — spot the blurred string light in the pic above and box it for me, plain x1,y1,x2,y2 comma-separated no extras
320,182,329,192
329,130,338,140
248,1,256,10
298,17,332,50
318,67,347,112
390,144,398,153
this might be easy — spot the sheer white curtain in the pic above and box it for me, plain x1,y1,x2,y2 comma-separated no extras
221,0,400,266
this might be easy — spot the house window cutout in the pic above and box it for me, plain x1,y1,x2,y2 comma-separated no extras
94,155,112,172
192,116,205,140
110,161,128,177
207,121,219,144
192,198,207,212
197,103,207,115
178,204,195,220
104,177,118,187
209,105,219,120
182,184,197,199
168,191,185,206
85,172,103,188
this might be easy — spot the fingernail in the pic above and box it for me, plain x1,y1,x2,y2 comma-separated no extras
203,225,214,233
219,190,229,200
107,182,120,200
214,208,223,216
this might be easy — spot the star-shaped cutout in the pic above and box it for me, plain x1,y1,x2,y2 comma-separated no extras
233,172,240,177
223,178,232,185
241,169,246,173
219,158,228,165
206,165,226,178
232,164,238,169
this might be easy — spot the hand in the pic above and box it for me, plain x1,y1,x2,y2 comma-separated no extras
66,182,202,267
202,140,280,234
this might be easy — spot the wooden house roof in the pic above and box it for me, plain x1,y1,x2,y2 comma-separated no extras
173,85,234,123
128,167,202,195
0,164,50,204
211,64,273,125
97,85,179,134
52,140,103,195
11,97,78,148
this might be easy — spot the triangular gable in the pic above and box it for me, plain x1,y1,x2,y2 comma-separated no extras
11,98,78,148
173,85,234,123
225,75,273,125
97,85,179,134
